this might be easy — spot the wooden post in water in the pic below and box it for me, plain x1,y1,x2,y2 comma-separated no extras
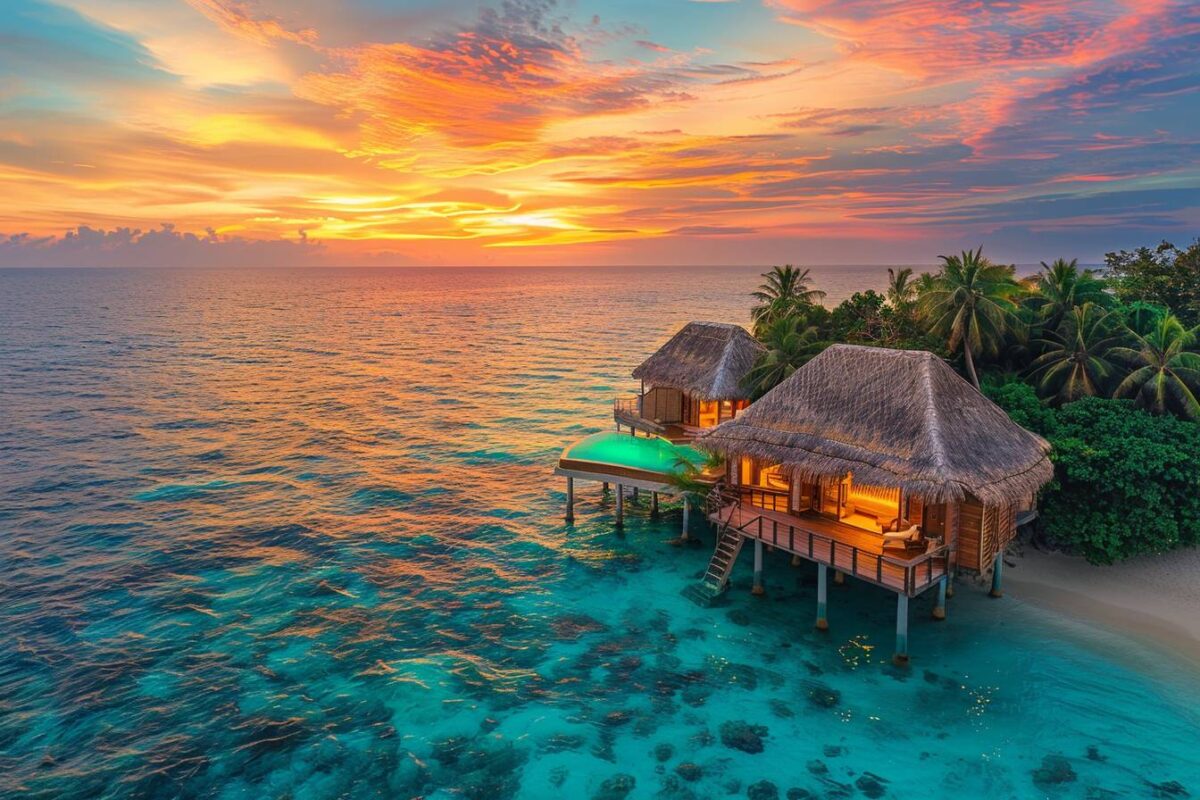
615,484,624,528
650,491,659,518
680,498,690,541
816,563,829,631
932,575,947,620
632,486,640,502
602,482,609,493
989,551,1004,598
893,594,910,667
565,477,575,523
752,539,765,596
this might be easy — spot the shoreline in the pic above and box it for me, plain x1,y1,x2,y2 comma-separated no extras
1003,542,1200,670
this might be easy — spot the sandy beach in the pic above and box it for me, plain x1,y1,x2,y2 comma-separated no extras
1004,541,1200,669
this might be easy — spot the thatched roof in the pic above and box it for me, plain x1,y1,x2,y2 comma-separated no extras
632,322,764,400
697,344,1053,506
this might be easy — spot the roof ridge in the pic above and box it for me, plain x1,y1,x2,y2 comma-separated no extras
918,355,951,475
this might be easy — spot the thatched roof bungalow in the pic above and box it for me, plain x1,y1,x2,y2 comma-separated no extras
619,322,764,440
698,343,1052,579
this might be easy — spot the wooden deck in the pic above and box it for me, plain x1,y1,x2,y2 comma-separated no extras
711,503,948,596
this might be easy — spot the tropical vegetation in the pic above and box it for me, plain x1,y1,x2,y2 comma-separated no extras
741,236,1200,562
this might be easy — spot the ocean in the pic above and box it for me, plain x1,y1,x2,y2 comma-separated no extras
0,265,1196,799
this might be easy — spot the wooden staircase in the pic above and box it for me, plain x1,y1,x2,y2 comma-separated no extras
682,489,746,607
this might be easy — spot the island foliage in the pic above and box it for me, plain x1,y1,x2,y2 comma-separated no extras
742,239,1200,564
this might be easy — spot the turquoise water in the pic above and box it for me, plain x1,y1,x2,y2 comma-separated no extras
561,432,704,476
0,266,1197,799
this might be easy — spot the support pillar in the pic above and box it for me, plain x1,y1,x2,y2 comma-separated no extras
751,540,765,596
833,570,846,586
565,477,575,523
602,482,609,493
679,499,690,542
990,552,1004,598
815,564,828,631
893,594,910,667
932,576,946,620
945,568,955,598
651,491,659,518
615,484,624,528
632,487,640,503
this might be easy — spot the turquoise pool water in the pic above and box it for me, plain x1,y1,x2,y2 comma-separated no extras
561,432,705,477
1,266,1197,799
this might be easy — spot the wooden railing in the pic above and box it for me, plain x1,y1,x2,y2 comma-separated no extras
613,396,665,435
731,512,949,596
738,486,789,513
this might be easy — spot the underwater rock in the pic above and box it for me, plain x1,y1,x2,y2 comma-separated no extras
593,773,637,800
682,684,712,707
550,766,568,788
719,720,768,754
855,772,889,799
431,735,469,767
805,761,828,776
747,780,779,800
806,684,841,710
674,763,703,782
727,609,752,626
691,728,715,748
1148,780,1190,797
768,699,794,719
822,745,844,758
1032,755,1077,787
785,790,814,800
1086,745,1107,762
654,743,675,763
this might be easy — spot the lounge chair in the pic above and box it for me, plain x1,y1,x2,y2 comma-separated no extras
881,525,925,554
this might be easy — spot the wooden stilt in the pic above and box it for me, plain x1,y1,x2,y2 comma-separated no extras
989,552,1004,598
565,477,575,523
632,486,640,502
615,484,624,528
650,491,659,518
816,564,828,631
680,499,690,541
602,482,609,493
893,594,910,667
932,575,946,620
751,539,765,596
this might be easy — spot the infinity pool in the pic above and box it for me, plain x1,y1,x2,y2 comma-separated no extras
559,431,707,479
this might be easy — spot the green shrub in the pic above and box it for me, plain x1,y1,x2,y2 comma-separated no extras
983,379,1057,437
1037,398,1200,564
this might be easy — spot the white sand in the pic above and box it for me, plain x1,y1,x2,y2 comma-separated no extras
1004,543,1200,667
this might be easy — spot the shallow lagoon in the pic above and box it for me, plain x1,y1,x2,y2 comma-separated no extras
1,266,1197,799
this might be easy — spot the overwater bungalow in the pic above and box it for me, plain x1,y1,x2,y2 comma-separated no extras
555,321,760,533
694,344,1054,665
617,321,765,442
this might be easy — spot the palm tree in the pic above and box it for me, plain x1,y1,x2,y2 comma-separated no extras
751,265,826,336
886,267,916,309
666,451,724,542
745,316,825,397
918,247,1024,389
1025,303,1124,404
1109,314,1200,419
1027,258,1111,332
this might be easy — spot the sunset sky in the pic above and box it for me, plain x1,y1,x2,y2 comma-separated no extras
2,0,1198,266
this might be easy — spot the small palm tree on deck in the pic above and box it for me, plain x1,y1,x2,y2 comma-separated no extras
751,265,826,337
1110,314,1200,419
919,247,1023,389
